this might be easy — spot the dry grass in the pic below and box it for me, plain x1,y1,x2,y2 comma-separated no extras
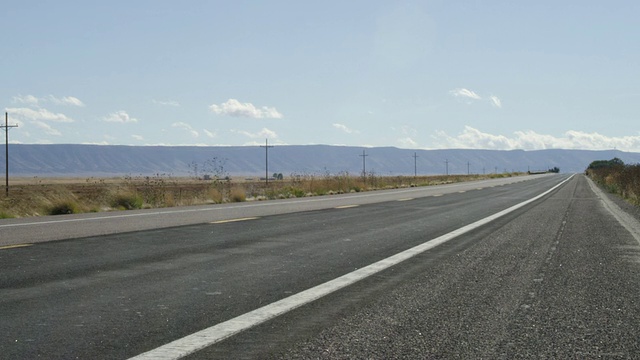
587,164,640,205
0,172,525,218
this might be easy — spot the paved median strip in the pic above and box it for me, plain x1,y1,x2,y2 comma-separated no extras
210,217,259,224
129,174,574,360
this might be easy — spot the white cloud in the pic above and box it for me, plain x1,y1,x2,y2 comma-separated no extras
6,107,74,122
232,127,278,139
82,141,110,145
132,135,144,141
203,129,216,138
333,123,358,134
12,94,84,107
397,125,417,137
103,111,138,123
153,99,180,107
47,95,85,107
171,122,199,137
398,137,418,148
449,89,503,108
490,95,502,108
209,99,283,119
432,126,640,151
33,121,61,136
449,88,481,100
12,95,40,106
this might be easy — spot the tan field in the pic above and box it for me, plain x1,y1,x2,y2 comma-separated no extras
0,172,524,218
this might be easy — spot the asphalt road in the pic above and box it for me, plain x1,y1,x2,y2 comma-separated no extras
0,175,546,246
2,174,639,359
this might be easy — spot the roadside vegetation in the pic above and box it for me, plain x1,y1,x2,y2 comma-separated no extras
586,157,640,205
0,171,526,218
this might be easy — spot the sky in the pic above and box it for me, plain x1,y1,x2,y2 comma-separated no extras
2,1,640,151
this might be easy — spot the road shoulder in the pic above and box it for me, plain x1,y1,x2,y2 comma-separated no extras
586,175,640,245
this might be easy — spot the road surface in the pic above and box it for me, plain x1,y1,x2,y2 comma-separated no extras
1,174,639,359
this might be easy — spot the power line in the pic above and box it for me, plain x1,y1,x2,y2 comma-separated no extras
2,112,18,197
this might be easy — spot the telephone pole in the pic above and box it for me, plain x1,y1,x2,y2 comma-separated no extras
2,112,18,197
413,152,419,177
445,159,449,176
359,149,368,181
260,139,274,185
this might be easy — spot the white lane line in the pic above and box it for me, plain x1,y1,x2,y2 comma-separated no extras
210,217,259,224
129,174,574,360
0,243,33,250
0,176,542,229
335,205,359,209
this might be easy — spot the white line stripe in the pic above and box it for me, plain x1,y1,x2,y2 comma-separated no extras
129,174,574,360
210,217,259,224
0,243,33,250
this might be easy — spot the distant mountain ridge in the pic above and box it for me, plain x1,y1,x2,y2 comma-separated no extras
2,144,639,177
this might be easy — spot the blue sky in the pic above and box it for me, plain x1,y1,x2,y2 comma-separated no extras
3,1,640,151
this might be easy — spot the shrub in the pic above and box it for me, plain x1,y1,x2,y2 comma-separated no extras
586,159,640,206
290,187,306,198
48,200,80,215
208,188,223,203
229,188,246,202
0,211,14,219
164,192,176,207
111,193,143,210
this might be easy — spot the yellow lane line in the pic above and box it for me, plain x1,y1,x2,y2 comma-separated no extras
335,205,359,209
210,217,260,224
0,244,33,250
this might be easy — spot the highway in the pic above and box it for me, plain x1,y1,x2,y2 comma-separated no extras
2,174,640,359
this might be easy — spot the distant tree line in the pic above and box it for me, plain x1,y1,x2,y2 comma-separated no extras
587,157,625,170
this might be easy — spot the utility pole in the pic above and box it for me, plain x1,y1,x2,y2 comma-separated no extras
413,152,419,177
467,161,470,175
2,112,18,197
445,159,449,176
359,149,368,181
260,139,274,185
